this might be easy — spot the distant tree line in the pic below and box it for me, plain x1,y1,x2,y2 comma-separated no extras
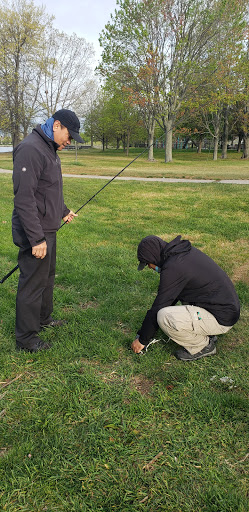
88,0,249,162
1,0,249,163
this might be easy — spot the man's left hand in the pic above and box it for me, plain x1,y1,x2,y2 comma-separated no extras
63,210,78,223
131,338,145,353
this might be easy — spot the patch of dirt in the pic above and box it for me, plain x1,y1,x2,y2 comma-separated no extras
79,300,98,310
232,261,249,284
62,300,99,313
0,447,10,457
130,375,154,396
115,322,132,336
223,335,246,350
77,359,154,396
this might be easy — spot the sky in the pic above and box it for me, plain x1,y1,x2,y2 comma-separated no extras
32,0,118,65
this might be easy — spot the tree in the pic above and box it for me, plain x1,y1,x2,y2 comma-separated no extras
83,86,146,152
0,0,52,147
99,0,163,161
99,0,245,163
39,30,95,118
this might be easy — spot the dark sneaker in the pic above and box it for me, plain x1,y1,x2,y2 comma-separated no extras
40,319,67,329
174,337,216,361
16,339,51,353
209,335,218,344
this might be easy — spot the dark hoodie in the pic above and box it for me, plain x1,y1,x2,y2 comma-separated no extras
12,125,70,248
137,235,240,345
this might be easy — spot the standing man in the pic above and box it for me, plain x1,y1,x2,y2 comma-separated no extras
12,109,84,352
131,235,240,360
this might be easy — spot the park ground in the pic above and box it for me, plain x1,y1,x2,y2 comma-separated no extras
0,148,248,511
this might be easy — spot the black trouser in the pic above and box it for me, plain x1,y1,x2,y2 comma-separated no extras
15,233,56,348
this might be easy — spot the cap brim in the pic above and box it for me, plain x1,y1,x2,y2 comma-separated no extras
69,130,84,143
137,262,147,271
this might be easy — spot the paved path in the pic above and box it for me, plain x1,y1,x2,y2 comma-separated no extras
0,168,248,184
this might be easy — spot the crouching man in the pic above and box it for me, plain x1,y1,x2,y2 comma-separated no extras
131,235,240,361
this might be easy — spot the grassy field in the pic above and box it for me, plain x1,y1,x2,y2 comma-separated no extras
0,164,248,511
1,146,249,180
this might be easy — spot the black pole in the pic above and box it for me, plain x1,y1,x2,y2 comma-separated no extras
1,135,164,283
0,264,19,284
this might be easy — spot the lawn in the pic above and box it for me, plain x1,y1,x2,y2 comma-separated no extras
1,146,249,180
0,167,248,511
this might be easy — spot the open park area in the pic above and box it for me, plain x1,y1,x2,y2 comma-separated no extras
0,149,248,511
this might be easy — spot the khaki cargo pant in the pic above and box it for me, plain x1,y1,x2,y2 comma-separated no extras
157,305,232,355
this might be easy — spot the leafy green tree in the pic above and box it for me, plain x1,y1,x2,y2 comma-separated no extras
99,0,162,160
0,0,52,147
99,0,245,163
84,86,146,153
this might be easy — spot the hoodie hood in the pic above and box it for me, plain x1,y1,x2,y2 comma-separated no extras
137,235,191,269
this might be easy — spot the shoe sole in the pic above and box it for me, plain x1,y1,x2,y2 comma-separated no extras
176,346,217,361
16,344,51,353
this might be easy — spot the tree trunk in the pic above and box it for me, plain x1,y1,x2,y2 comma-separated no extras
221,105,229,159
122,133,126,152
242,134,249,158
147,118,155,161
237,133,243,152
102,136,105,151
164,118,173,163
213,137,219,160
212,114,220,160
12,128,21,148
126,130,130,156
197,137,203,154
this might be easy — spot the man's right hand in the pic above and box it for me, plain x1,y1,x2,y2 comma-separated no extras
32,241,47,259
131,338,145,354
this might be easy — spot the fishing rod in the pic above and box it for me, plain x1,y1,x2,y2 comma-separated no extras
0,134,165,284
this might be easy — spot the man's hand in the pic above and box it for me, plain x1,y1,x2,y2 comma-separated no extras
63,210,78,223
131,338,145,354
32,241,47,259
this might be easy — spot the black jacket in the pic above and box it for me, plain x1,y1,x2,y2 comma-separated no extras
137,236,240,345
12,125,70,248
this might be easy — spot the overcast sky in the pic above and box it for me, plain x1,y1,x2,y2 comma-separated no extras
32,0,118,64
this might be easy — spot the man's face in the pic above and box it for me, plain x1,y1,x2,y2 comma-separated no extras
53,121,72,150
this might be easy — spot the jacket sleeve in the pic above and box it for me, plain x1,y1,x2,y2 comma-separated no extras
13,144,45,246
63,202,70,218
138,262,188,345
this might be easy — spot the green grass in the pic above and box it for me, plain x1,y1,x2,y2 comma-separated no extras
1,146,249,179
0,170,248,511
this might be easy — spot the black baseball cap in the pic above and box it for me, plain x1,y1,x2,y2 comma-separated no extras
52,109,84,143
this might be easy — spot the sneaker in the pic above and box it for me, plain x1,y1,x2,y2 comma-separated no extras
174,337,216,361
139,338,162,355
40,319,67,329
209,335,218,344
16,339,51,353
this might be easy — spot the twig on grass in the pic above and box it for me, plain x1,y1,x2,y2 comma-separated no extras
224,453,249,467
140,495,149,503
143,451,164,471
0,374,23,389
